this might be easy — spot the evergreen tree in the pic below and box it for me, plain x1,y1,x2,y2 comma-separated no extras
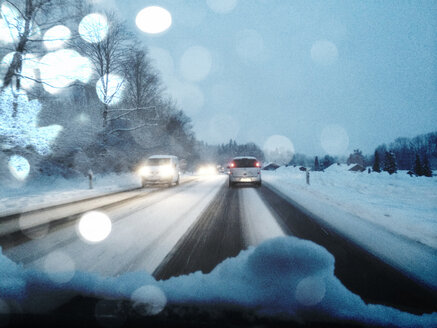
372,150,381,172
422,155,432,177
314,156,320,171
383,151,397,175
322,155,335,169
414,154,423,176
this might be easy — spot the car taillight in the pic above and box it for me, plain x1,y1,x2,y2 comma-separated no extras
230,162,235,168
255,162,260,167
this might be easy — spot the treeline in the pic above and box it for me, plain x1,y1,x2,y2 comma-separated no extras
196,139,265,168
0,0,198,180
291,131,436,177
371,132,436,176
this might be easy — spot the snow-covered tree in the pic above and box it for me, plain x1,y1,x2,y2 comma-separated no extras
0,88,62,155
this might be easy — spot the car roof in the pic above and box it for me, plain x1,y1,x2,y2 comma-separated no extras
148,155,178,159
232,156,257,160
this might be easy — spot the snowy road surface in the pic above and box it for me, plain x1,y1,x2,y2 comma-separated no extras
2,174,436,314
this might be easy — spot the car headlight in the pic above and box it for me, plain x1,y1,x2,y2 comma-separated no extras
159,165,174,177
139,166,150,176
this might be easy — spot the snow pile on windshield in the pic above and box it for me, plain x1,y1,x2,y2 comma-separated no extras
1,236,435,327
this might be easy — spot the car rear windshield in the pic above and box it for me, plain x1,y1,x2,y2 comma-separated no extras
146,158,171,166
233,159,258,168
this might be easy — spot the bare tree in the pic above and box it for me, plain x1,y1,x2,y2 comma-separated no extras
122,47,161,108
70,11,131,128
0,0,76,96
105,47,162,135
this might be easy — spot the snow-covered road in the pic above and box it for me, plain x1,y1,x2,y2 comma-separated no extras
2,173,436,314
4,175,285,278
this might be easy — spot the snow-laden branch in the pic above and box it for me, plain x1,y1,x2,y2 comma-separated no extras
108,123,157,134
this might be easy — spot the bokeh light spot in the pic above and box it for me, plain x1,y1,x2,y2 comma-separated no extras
77,211,112,243
263,135,295,165
295,276,326,306
166,79,204,115
235,29,265,64
180,46,212,82
207,0,237,14
136,6,172,34
39,49,92,94
43,251,76,284
43,25,71,50
8,155,30,180
320,124,349,155
148,47,174,82
311,40,338,66
79,13,108,43
131,285,167,316
208,114,239,143
1,52,38,90
96,74,125,105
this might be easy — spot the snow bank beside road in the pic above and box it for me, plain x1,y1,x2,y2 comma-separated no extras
0,236,435,327
0,172,142,216
262,166,437,291
263,165,437,250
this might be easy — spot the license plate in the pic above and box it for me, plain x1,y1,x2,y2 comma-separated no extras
241,178,251,182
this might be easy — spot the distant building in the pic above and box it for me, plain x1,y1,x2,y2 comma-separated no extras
349,164,366,172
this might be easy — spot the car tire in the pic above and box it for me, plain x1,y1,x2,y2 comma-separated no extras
256,181,262,188
176,175,180,186
228,180,234,188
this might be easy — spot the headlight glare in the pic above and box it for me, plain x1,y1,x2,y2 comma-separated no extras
159,165,174,177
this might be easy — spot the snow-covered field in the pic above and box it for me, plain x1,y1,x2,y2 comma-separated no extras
262,165,437,290
0,173,143,216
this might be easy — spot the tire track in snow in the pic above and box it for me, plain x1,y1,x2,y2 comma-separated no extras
154,184,286,280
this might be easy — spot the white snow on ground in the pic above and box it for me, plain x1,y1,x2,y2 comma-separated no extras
0,172,143,216
262,165,437,290
1,236,436,327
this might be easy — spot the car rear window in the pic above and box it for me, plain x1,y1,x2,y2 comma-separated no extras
147,158,171,166
233,159,258,168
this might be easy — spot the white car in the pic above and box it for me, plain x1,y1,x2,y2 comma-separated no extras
228,156,262,187
138,155,180,187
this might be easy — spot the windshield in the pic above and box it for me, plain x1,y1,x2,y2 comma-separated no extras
146,158,171,166
0,1,436,327
233,159,258,168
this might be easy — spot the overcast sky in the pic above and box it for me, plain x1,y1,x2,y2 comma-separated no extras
99,0,437,157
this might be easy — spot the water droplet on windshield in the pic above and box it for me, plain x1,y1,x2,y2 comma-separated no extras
77,211,112,243
131,285,167,316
